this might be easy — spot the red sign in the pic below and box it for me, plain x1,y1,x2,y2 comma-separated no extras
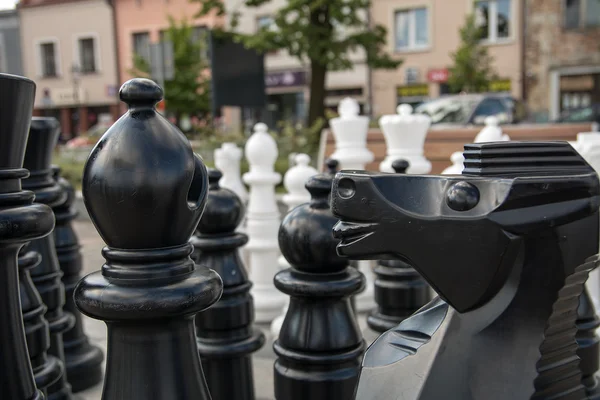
427,69,449,83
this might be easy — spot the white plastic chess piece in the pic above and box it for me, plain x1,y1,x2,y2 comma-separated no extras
330,97,374,170
442,116,510,175
329,97,376,312
215,142,248,203
570,131,600,313
379,104,432,174
243,123,286,322
270,153,318,337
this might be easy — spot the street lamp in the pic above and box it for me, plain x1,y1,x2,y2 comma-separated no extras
71,64,81,137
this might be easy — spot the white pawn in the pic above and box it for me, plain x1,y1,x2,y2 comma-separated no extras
215,142,248,202
442,116,510,175
379,104,432,174
243,123,286,322
270,153,318,337
329,97,376,313
330,97,374,170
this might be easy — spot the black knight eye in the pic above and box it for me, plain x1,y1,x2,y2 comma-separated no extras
446,181,480,212
337,177,356,199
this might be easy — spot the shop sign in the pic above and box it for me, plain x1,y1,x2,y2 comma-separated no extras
489,79,511,92
427,68,449,83
38,87,87,107
560,75,595,91
265,71,307,88
397,84,429,98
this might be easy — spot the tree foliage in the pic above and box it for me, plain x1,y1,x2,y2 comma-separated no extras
129,16,211,123
447,14,496,94
194,0,401,135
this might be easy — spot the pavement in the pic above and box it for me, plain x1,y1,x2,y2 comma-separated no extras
72,212,380,400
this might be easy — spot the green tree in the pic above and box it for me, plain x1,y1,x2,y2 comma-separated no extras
129,16,211,124
447,13,496,93
194,0,401,136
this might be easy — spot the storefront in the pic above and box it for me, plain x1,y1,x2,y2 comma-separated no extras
549,67,600,120
396,83,430,109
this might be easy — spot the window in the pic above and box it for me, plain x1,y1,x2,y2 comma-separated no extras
394,8,429,51
191,26,209,59
78,37,97,73
132,32,151,64
257,16,275,31
475,0,511,42
0,34,6,73
39,41,57,77
565,0,600,29
471,98,508,124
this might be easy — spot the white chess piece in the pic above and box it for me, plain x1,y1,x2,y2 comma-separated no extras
215,142,248,203
329,97,376,312
379,104,432,174
270,153,318,337
243,123,286,322
330,97,374,170
442,116,510,175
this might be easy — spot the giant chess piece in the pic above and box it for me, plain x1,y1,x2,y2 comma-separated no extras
19,242,64,397
367,159,431,333
23,117,74,400
192,168,265,400
0,73,51,400
52,166,104,392
332,141,600,399
329,98,376,312
274,164,366,400
215,142,248,203
74,78,223,399
243,122,286,322
270,153,318,337
576,289,600,398
379,104,431,174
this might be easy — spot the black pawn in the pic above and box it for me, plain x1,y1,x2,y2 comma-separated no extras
367,159,431,333
52,166,104,392
74,78,223,399
274,164,366,399
23,117,74,400
0,73,50,400
192,168,265,400
19,243,64,397
576,288,600,398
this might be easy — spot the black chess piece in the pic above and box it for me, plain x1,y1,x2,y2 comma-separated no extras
576,288,600,398
0,73,50,400
23,117,74,400
52,166,104,392
274,162,366,400
367,159,432,333
192,168,265,400
19,243,64,397
74,78,223,399
332,142,600,399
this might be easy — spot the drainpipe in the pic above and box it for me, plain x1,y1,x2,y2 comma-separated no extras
108,0,122,116
520,0,527,102
366,6,373,119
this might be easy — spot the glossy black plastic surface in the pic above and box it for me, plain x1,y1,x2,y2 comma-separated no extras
274,159,365,400
367,159,431,333
192,168,265,400
23,117,74,400
332,141,600,399
52,166,104,392
577,289,600,398
0,73,48,400
74,78,222,400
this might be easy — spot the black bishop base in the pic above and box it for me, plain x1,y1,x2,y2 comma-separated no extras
368,159,432,333
0,73,51,400
74,78,223,400
23,117,74,400
52,166,104,392
192,169,265,400
274,162,365,400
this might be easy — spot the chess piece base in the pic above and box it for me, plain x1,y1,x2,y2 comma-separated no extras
64,343,104,393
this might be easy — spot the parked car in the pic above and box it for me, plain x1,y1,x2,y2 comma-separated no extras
413,93,527,126
554,104,600,124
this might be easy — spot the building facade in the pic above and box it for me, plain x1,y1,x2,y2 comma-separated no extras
0,10,24,75
370,0,524,116
227,0,369,129
18,0,120,139
525,0,600,122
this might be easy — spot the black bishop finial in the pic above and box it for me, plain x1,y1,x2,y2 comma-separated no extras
273,163,365,399
392,159,410,174
74,78,222,400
